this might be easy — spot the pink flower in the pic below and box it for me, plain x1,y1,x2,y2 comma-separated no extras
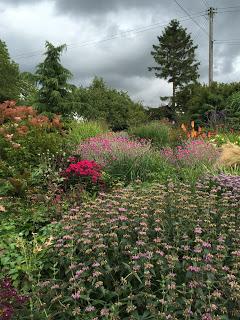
85,306,96,312
71,291,81,300
194,227,202,234
187,266,201,273
100,308,109,316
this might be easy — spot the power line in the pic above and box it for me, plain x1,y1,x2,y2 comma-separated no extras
215,39,240,42
218,9,240,14
215,43,240,46
201,0,208,9
173,0,208,36
218,5,240,10
13,12,206,60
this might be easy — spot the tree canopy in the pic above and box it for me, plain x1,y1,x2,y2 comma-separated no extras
149,19,200,116
0,39,20,102
35,41,72,115
71,77,147,130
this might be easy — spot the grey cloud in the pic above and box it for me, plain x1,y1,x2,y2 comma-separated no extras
1,0,240,106
53,0,161,17
0,0,38,5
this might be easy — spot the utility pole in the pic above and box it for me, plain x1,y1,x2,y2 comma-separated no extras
208,7,217,85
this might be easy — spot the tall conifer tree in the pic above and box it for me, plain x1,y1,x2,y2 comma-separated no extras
149,20,200,115
36,41,72,115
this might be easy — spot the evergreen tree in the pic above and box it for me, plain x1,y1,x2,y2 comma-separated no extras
149,19,200,116
36,41,72,115
0,39,20,102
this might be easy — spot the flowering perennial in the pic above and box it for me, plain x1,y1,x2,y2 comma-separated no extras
77,133,151,167
0,278,28,320
208,173,240,196
36,180,240,319
63,159,102,183
161,139,219,166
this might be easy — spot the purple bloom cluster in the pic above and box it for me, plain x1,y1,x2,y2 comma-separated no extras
35,180,240,319
210,173,240,195
0,278,28,320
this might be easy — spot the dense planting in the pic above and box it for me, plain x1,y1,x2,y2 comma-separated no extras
161,139,219,167
0,103,240,320
35,181,240,319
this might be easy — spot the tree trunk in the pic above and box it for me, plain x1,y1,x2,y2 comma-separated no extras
172,81,176,121
172,81,176,110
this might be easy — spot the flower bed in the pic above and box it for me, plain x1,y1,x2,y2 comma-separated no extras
35,180,240,319
76,133,151,166
161,139,219,167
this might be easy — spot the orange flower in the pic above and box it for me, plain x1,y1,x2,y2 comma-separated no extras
181,124,187,132
17,125,29,135
52,115,62,128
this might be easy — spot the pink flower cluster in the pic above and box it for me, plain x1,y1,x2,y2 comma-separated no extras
64,159,102,183
76,133,151,166
161,139,219,166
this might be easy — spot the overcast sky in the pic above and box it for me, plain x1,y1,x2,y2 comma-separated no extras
0,0,240,106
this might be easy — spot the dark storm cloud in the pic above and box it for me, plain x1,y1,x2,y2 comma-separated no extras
1,0,240,105
54,0,162,16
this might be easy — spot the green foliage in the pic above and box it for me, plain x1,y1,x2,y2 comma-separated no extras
209,132,240,146
106,151,175,184
129,121,179,147
67,120,108,145
146,105,175,122
127,102,148,127
32,181,240,319
149,20,199,113
225,91,240,129
19,71,38,106
176,82,240,126
0,216,61,288
1,127,67,170
35,41,72,115
72,77,147,131
0,39,20,102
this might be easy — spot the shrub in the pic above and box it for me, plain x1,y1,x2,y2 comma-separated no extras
34,181,240,319
0,127,67,171
225,91,240,129
0,102,68,172
129,121,179,147
62,159,103,192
